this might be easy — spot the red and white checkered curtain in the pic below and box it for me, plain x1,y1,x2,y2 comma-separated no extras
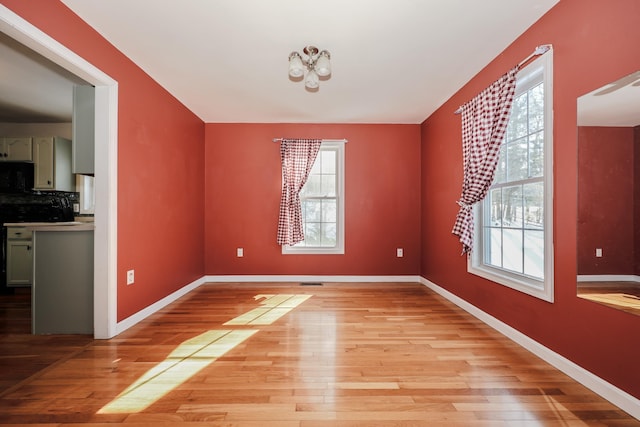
452,66,519,254
277,138,322,246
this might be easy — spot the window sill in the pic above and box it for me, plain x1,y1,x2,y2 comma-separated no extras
282,246,344,255
467,260,553,303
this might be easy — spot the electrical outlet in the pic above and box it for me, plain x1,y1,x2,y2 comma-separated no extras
396,248,403,257
126,269,135,285
595,248,602,257
237,247,244,257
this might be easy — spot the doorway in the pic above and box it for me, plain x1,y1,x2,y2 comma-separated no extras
0,5,118,338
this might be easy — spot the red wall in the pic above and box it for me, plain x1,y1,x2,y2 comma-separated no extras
1,1,206,320
421,0,640,398
577,127,635,275
205,123,421,276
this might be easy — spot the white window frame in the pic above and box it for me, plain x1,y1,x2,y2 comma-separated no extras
282,140,345,255
76,174,95,215
468,52,554,302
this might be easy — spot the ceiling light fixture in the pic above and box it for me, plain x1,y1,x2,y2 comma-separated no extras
288,46,331,90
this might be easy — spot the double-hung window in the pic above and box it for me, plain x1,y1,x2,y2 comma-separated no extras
469,52,554,302
282,140,345,254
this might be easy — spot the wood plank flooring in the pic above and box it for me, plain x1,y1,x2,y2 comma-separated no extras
577,282,640,316
0,282,638,426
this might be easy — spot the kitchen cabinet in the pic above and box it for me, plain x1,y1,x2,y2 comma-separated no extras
33,136,73,191
0,137,32,161
6,227,33,287
72,85,95,174
32,227,93,335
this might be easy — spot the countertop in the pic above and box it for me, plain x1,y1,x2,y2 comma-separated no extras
3,221,95,231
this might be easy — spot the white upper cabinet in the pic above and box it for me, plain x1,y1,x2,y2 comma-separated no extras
33,136,73,191
0,137,32,161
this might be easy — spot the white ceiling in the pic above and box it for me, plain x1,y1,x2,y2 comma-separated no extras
578,71,640,127
2,0,564,124
0,31,87,123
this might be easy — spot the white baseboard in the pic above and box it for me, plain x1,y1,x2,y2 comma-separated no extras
114,276,207,335
114,275,419,334
419,277,640,420
204,274,423,283
577,274,640,283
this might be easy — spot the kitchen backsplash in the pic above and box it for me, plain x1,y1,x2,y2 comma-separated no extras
31,190,81,215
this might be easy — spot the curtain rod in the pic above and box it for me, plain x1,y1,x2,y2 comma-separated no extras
454,44,552,115
272,138,348,143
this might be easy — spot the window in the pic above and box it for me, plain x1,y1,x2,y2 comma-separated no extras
76,174,95,215
282,141,345,254
469,52,554,302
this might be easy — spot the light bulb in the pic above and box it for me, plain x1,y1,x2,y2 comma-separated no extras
288,53,304,78
315,51,331,77
305,69,319,89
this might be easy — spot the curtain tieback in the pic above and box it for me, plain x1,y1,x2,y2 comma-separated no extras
456,200,473,210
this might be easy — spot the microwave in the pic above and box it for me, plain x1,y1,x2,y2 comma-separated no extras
0,162,34,193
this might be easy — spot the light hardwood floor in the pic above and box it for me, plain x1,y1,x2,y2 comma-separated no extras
0,282,638,426
577,282,640,316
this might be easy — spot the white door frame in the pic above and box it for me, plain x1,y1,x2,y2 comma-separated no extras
0,5,118,338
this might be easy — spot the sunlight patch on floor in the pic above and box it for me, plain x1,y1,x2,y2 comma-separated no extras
224,294,312,325
98,294,313,414
97,329,257,414
581,292,640,309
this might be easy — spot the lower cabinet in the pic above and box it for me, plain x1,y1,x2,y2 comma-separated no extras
32,229,93,335
6,227,33,287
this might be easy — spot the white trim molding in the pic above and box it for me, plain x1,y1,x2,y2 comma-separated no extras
420,277,640,420
204,275,422,283
577,275,640,283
